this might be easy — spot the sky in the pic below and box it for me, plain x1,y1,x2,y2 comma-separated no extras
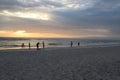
0,0,120,38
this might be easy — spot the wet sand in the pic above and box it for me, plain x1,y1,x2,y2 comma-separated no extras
0,46,120,80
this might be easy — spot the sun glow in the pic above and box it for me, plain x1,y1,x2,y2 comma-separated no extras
0,28,111,38
14,30,30,37
0,10,50,20
0,30,72,38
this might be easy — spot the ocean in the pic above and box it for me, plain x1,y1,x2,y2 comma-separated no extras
0,37,120,50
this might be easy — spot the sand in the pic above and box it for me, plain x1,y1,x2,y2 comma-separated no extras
0,46,120,80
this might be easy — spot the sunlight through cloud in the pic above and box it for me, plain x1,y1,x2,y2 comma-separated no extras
0,10,50,20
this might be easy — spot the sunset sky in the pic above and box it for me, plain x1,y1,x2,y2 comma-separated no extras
0,0,120,38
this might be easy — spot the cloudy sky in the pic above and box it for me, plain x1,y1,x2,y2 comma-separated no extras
0,0,120,38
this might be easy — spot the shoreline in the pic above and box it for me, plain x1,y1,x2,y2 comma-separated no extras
0,44,120,51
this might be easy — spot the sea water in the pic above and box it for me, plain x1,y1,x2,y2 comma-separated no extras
0,37,120,50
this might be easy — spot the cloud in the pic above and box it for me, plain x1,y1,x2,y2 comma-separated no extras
51,0,120,37
0,0,64,11
0,0,120,38
93,0,120,9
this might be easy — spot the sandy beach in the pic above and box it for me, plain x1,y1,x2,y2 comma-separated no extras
0,46,120,80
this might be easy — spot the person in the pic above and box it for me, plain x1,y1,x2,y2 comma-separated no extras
70,41,73,47
42,41,45,48
78,42,80,46
28,42,31,49
36,42,40,50
21,43,25,48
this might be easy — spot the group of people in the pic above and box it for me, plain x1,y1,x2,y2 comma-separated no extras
70,41,80,47
21,41,45,50
21,41,80,50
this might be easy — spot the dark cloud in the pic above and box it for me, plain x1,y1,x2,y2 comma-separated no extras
0,0,64,11
51,0,120,37
40,0,64,8
0,0,19,6
93,0,120,9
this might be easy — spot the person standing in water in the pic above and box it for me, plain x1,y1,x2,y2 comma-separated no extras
28,42,31,49
42,41,45,49
36,42,40,50
21,43,25,48
78,42,80,47
70,41,73,47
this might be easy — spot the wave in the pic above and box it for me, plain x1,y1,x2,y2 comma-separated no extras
0,44,21,48
48,43,62,45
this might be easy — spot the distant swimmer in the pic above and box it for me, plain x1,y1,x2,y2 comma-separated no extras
36,42,40,50
70,41,73,47
42,41,45,48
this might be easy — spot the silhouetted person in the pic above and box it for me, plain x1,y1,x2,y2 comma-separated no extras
36,42,40,50
28,42,31,49
42,41,45,48
70,41,73,47
21,43,25,48
78,42,80,46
